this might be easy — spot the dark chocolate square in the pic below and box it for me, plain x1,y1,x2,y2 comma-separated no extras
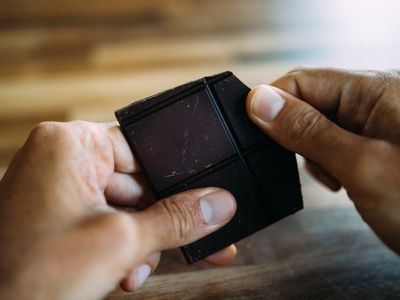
246,145,303,219
115,71,303,264
212,75,270,149
126,88,235,193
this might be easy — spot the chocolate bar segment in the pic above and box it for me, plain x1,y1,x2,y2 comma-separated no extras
125,88,235,193
212,74,271,150
115,71,303,264
246,145,302,219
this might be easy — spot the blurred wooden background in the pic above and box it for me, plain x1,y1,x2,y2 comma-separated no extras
1,0,400,299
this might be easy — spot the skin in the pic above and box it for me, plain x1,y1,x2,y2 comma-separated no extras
1,67,399,300
246,67,400,254
0,121,237,300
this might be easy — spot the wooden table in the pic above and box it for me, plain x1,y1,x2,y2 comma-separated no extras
1,1,399,299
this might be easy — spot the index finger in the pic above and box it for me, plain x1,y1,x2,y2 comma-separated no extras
101,121,141,174
271,67,391,134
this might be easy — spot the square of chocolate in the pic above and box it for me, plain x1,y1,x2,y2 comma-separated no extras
115,71,302,264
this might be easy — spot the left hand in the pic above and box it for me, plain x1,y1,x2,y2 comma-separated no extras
0,121,237,300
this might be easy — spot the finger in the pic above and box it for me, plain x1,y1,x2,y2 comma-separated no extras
246,84,373,183
133,187,236,253
100,121,140,173
119,252,161,292
105,172,156,208
304,159,342,191
204,244,237,266
272,67,358,112
271,67,385,133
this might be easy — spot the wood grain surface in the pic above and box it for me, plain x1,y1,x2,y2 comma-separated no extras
1,1,399,299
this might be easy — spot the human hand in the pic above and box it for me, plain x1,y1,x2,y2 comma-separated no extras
0,121,237,300
246,68,400,254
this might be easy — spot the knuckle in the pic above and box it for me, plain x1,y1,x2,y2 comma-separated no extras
285,108,327,146
29,121,74,146
28,121,100,152
279,73,298,86
30,121,62,139
68,120,94,134
286,68,306,77
157,195,196,245
287,66,320,77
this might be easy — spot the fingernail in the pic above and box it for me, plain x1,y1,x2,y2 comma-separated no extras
133,264,151,290
200,190,236,225
251,85,284,121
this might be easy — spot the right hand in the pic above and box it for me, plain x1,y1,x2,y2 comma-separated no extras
246,67,400,254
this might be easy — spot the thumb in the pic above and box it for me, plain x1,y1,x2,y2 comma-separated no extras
133,187,236,254
44,188,235,299
246,84,371,184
